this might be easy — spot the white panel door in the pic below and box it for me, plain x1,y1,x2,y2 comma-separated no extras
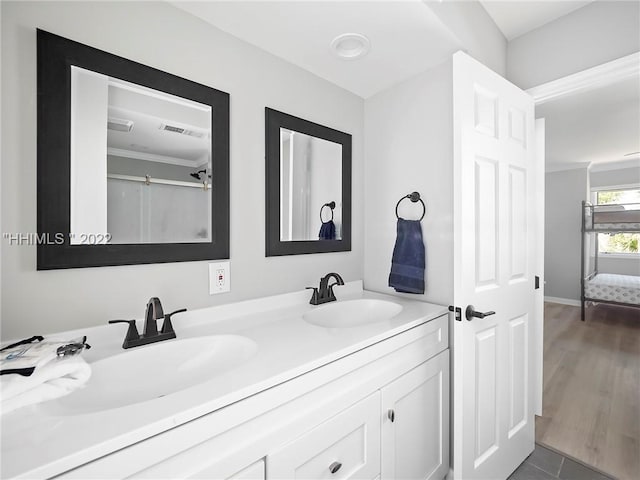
381,350,449,480
452,51,536,480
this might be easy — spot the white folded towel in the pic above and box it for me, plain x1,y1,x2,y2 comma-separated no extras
1,338,92,415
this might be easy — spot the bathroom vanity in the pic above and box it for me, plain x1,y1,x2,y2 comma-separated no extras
1,282,449,479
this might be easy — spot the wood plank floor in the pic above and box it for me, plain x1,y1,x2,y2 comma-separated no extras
537,302,640,480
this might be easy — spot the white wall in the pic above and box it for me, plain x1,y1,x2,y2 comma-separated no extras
0,1,364,339
544,168,589,301
590,166,640,189
360,0,504,305
309,138,342,239
427,1,507,77
507,0,640,89
597,256,640,277
363,60,453,305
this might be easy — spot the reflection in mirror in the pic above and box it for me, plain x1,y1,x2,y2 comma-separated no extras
279,128,342,241
265,108,351,256
71,67,212,244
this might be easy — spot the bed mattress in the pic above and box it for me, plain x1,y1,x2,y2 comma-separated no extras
585,273,640,305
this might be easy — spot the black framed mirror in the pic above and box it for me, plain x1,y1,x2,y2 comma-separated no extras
265,108,351,256
37,30,229,269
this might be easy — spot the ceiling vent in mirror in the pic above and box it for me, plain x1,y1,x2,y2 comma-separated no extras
159,124,205,138
107,117,134,132
330,33,370,60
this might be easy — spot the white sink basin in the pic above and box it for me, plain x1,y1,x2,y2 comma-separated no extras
303,299,403,328
43,335,257,414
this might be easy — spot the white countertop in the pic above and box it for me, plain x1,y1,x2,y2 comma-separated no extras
0,282,447,479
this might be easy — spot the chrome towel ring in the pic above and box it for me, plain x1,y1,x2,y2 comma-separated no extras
395,191,425,221
320,201,335,223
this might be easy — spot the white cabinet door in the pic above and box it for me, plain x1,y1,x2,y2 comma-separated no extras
268,392,381,479
381,350,449,480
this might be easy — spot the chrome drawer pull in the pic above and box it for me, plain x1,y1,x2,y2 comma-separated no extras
329,461,342,474
388,409,395,422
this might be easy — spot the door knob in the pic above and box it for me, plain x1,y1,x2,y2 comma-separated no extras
465,305,496,321
329,461,342,474
388,409,395,422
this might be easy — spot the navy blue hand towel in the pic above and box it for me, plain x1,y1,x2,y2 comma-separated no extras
319,220,336,240
388,218,425,294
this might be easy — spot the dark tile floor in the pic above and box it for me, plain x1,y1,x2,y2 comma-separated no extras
509,444,616,480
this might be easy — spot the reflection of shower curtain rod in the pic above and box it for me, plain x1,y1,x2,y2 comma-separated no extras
107,173,210,190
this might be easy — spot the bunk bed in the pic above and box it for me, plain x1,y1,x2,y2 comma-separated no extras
581,201,640,321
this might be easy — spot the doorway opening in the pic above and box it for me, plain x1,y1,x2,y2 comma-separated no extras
530,54,640,480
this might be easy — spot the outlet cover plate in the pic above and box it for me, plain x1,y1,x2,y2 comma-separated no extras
209,261,230,294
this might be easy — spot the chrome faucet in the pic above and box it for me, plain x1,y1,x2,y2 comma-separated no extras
144,297,164,337
109,297,186,349
308,272,345,305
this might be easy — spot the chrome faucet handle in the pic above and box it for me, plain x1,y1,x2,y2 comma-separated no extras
109,320,140,348
161,308,186,336
306,287,320,305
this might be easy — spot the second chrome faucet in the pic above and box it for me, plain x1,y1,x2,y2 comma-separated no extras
308,272,345,305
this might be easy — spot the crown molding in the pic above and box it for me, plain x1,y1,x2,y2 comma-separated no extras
545,161,591,173
527,52,640,105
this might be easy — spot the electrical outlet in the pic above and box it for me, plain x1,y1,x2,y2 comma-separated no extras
209,262,230,294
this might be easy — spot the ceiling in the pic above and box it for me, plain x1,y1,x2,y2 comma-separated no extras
107,78,211,166
169,1,636,171
170,1,601,98
170,0,462,98
536,75,640,171
479,0,595,40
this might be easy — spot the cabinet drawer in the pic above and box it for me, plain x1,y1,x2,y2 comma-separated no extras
226,459,265,480
420,313,448,361
268,392,380,479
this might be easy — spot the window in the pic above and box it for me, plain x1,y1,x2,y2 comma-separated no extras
595,188,640,205
592,187,640,255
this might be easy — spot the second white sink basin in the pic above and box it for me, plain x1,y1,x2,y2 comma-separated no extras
304,299,403,328
43,335,257,415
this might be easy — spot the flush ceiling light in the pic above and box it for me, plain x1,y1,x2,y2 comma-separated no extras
330,33,370,60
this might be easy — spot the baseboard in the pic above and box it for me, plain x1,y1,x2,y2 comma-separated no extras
544,296,581,307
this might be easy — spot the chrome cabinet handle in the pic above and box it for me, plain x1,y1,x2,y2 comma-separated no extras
388,409,395,422
329,461,342,474
465,305,496,321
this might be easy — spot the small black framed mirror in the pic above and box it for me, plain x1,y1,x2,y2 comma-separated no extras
265,108,352,256
37,30,229,269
